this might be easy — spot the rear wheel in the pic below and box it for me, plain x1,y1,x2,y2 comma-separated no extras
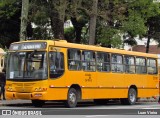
121,88,137,105
65,88,78,108
32,100,45,107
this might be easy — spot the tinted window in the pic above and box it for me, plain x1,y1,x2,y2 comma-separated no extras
49,52,64,78
82,51,96,71
97,52,110,72
136,57,146,74
68,49,81,70
124,56,135,73
111,54,123,72
147,58,157,74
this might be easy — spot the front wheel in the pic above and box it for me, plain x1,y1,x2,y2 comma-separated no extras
121,88,137,105
65,88,78,108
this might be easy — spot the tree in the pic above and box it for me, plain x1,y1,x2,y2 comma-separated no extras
20,0,29,41
49,0,67,39
122,0,160,52
30,0,68,40
0,0,21,48
89,0,98,45
95,0,127,48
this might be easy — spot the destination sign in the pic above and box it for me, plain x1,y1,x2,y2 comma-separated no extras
9,42,47,50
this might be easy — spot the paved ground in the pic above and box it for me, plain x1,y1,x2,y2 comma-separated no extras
0,99,159,118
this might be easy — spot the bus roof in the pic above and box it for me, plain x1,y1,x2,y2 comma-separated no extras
10,40,158,58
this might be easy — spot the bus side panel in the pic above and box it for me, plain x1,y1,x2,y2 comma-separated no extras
46,88,68,100
82,73,127,99
138,89,159,98
82,88,127,99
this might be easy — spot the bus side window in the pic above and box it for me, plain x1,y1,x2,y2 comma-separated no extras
111,54,123,73
82,51,96,71
68,49,81,70
97,52,110,72
136,57,146,74
124,56,135,73
147,58,157,74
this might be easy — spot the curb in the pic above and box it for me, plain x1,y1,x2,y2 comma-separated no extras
138,97,159,102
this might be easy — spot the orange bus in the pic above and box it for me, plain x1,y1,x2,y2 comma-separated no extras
6,40,159,107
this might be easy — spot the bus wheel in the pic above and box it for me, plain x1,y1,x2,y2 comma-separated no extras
65,88,78,108
121,88,137,105
94,99,108,105
32,100,45,107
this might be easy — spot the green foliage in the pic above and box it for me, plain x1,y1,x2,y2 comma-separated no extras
97,26,122,48
64,27,75,42
0,0,21,48
122,14,147,37
1,0,160,50
0,0,21,19
32,26,52,40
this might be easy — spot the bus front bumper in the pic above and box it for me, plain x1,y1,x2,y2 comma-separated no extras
6,92,47,100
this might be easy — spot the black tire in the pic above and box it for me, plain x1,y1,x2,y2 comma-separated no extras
121,88,137,105
32,100,45,107
94,99,108,105
65,88,78,108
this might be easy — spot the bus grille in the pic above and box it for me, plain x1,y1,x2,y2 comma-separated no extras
13,83,35,93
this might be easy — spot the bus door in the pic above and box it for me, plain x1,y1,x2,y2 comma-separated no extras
48,46,66,87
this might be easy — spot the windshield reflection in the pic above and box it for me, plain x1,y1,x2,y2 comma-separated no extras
7,51,48,80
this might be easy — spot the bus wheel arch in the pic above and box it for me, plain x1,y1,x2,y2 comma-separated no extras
65,84,81,108
70,84,82,100
121,85,137,105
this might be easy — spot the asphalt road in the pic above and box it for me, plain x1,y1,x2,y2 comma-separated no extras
0,100,159,118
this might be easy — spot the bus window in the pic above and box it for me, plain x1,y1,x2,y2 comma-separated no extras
8,52,25,79
147,59,157,74
124,56,135,73
82,51,96,71
136,57,146,74
111,54,123,72
49,52,64,78
68,49,81,70
97,52,110,72
25,51,48,79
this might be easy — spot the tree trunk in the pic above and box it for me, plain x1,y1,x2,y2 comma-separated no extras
20,0,29,41
50,12,64,39
146,35,151,53
89,0,98,45
50,0,67,40
71,17,83,43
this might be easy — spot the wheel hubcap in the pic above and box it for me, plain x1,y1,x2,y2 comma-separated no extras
69,92,76,104
129,89,136,103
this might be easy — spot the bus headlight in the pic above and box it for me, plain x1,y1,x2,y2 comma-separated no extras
7,87,13,91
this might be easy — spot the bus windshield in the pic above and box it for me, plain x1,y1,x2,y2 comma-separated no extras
7,51,48,80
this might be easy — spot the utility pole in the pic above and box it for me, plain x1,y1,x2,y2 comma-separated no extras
20,0,29,41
